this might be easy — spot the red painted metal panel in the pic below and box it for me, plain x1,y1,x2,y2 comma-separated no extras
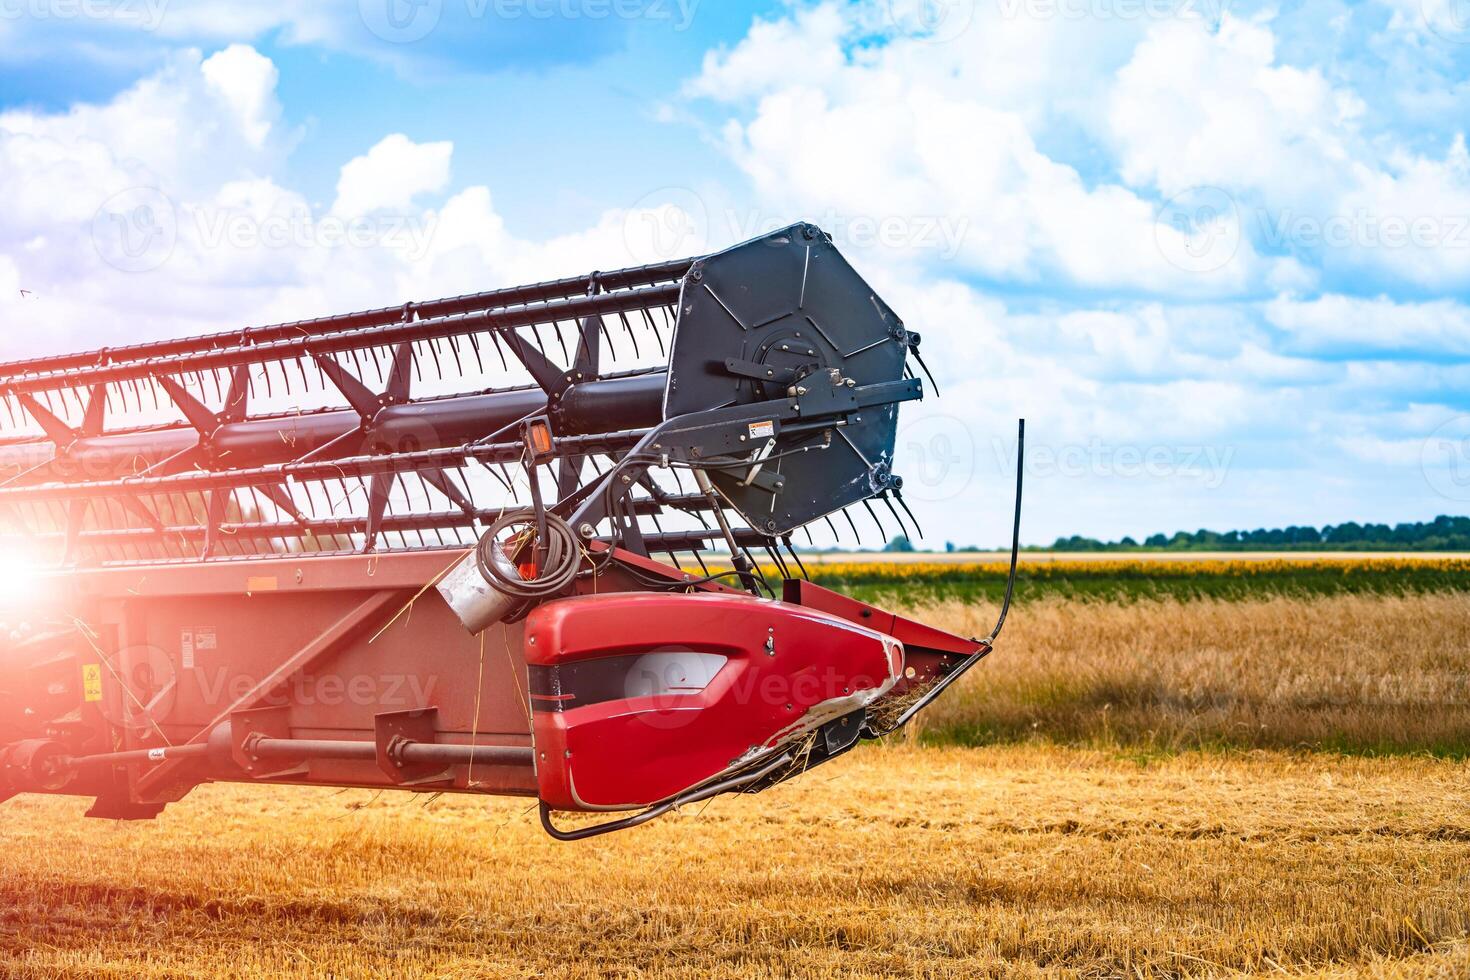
525,592,903,811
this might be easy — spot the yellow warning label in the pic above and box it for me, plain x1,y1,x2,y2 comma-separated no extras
81,664,103,703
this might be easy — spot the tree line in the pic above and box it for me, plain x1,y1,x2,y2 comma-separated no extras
1045,515,1470,552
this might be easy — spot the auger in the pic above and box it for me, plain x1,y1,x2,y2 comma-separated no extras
0,223,1021,838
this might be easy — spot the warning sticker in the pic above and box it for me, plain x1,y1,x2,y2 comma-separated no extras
148,748,166,762
81,664,102,703
182,628,216,669
748,420,775,440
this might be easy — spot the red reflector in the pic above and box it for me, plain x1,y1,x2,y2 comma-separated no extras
526,420,554,457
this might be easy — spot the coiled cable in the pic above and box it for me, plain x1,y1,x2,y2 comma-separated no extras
475,510,581,600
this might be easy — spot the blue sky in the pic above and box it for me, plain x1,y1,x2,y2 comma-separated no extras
1,0,1468,547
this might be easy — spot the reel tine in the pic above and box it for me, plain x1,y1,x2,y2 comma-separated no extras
552,322,571,365
861,498,888,541
783,536,809,580
448,336,465,377
881,492,914,542
488,331,510,372
893,489,924,539
467,333,486,374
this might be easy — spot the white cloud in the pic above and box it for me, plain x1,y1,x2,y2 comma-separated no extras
332,133,454,218
199,44,280,150
1265,294,1470,356
1108,15,1361,205
689,6,1264,296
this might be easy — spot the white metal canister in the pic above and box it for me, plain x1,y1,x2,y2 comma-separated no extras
436,543,524,635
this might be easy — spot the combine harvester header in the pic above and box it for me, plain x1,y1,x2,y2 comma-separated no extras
0,223,1020,838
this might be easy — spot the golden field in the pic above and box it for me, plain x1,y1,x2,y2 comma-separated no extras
914,592,1470,755
0,745,1466,978
2,575,1469,978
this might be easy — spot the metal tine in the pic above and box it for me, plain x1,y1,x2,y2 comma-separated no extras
861,498,889,541
1,396,16,427
783,536,810,580
891,489,924,540
597,315,619,363
528,323,550,359
295,356,311,394
763,543,790,580
487,331,510,372
740,546,773,594
447,336,465,378
642,308,666,358
881,492,914,542
649,308,673,358
618,311,641,360
474,458,515,495
822,514,841,546
358,347,379,386
467,333,486,374
841,507,864,547
571,318,595,370
429,338,447,381
552,322,571,365
908,346,940,396
692,547,710,576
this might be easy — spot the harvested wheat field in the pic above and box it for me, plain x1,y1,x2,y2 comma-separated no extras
915,592,1470,755
3,585,1469,978
1,745,1467,978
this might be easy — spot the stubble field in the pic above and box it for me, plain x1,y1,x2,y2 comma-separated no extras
1,559,1467,978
